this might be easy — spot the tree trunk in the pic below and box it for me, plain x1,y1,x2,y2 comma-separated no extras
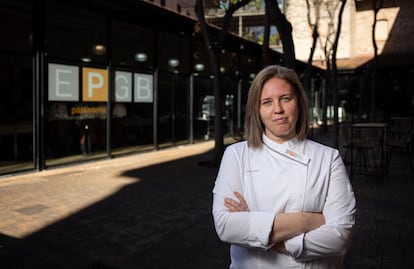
262,14,272,66
195,0,250,165
331,0,347,149
370,0,383,120
264,0,296,69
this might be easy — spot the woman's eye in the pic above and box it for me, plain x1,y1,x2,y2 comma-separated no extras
281,96,292,102
262,100,272,106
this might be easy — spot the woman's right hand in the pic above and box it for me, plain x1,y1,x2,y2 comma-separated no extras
272,242,291,255
224,191,250,212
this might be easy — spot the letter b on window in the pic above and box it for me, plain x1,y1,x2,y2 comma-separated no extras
134,73,153,103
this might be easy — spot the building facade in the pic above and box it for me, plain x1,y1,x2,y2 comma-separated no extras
2,0,412,177
287,0,414,120
205,0,414,121
0,0,287,176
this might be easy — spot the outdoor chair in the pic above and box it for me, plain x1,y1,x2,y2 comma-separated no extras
386,117,414,179
347,123,388,181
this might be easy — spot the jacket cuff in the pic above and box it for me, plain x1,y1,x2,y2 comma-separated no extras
285,233,304,257
248,211,276,249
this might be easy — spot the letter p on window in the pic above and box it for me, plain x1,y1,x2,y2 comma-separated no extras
82,67,108,102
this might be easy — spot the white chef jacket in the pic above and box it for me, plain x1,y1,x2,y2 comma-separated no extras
212,134,356,269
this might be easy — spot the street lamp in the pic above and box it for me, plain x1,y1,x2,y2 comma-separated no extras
168,58,180,143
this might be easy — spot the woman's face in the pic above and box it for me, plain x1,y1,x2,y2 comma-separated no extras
259,77,299,144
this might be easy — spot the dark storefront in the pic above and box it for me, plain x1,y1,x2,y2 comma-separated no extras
0,0,274,176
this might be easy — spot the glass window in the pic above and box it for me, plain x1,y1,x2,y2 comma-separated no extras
157,31,191,74
112,21,154,70
193,77,214,141
0,0,34,175
45,1,107,64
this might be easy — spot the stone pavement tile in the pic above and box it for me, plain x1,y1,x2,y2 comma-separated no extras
0,145,230,269
1,133,414,269
344,157,414,269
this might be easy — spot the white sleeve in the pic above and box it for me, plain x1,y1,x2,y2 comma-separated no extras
212,145,276,249
285,150,356,260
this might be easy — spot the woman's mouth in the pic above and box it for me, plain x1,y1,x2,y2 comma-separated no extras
273,117,288,124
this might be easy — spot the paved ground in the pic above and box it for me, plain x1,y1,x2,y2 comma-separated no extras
0,130,413,269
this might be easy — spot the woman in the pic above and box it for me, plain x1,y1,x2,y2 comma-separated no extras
212,65,356,268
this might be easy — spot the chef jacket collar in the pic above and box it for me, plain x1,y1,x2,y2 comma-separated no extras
262,134,310,165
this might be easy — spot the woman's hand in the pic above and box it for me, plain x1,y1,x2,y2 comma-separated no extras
224,192,325,249
272,242,290,255
224,191,250,212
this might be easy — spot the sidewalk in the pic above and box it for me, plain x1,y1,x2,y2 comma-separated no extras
0,140,231,268
312,127,414,268
1,133,414,268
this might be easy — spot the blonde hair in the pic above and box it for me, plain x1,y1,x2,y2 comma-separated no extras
244,65,309,148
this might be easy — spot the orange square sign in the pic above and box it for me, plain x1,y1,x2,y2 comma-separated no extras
82,67,108,101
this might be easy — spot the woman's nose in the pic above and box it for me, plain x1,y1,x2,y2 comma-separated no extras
273,101,283,113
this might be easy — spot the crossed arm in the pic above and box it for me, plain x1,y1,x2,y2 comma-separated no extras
225,191,325,249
